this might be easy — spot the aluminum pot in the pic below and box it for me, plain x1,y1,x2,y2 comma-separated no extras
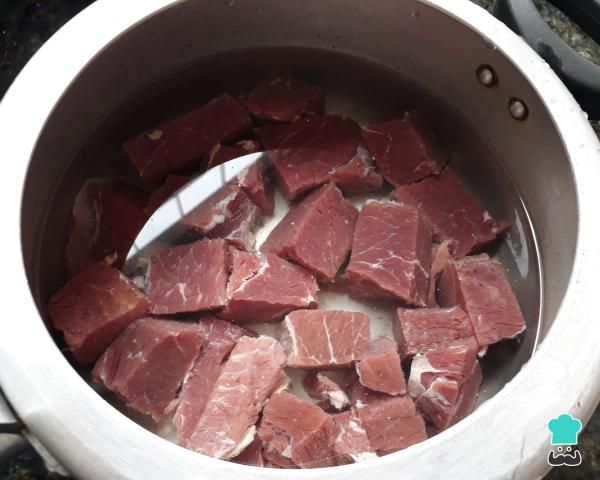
1,0,600,478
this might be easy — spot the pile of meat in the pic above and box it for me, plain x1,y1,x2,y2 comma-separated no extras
48,75,526,468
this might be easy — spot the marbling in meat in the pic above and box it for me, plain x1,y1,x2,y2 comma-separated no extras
235,158,274,214
393,167,509,258
362,111,446,185
48,258,149,363
179,185,260,251
147,238,229,315
259,391,337,468
123,94,252,179
255,115,382,200
348,382,427,455
220,249,318,323
407,341,482,431
331,409,377,464
64,179,149,277
243,75,325,123
231,436,265,467
261,182,358,281
185,336,288,459
394,306,475,359
438,254,526,348
343,201,432,305
303,372,350,411
174,316,252,445
92,317,203,421
356,336,406,395
281,310,370,369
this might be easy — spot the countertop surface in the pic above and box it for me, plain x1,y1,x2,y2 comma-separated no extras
0,0,599,478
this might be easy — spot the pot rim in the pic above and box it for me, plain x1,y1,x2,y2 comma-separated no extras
2,1,600,479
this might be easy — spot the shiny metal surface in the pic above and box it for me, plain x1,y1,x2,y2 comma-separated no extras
0,0,599,479
0,391,19,433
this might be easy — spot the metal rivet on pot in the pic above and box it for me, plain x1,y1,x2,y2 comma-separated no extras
476,65,497,87
509,98,529,121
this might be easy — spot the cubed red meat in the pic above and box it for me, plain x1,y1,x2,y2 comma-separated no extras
48,259,150,363
331,409,377,464
188,184,261,249
393,168,510,258
243,75,325,123
261,182,358,281
236,158,274,214
205,139,262,170
282,310,370,369
407,342,482,431
185,336,288,459
123,94,252,179
348,382,427,455
394,306,476,359
255,115,382,200
147,239,229,315
64,179,149,277
356,336,406,395
92,317,203,421
174,316,251,445
361,111,446,186
343,201,432,305
438,254,526,347
178,184,261,251
144,174,189,216
220,250,318,323
303,372,350,410
231,436,265,467
259,391,337,468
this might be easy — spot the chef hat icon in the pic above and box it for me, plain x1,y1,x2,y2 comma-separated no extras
548,414,582,445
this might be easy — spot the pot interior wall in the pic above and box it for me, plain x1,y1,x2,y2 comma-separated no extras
20,0,575,431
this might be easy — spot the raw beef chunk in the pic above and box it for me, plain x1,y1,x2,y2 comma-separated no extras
220,250,318,323
179,184,260,251
147,239,228,315
261,182,358,281
255,115,382,200
92,317,203,421
408,342,482,431
393,168,509,258
236,158,274,214
349,382,427,455
231,436,265,467
243,75,325,123
303,372,350,410
282,310,370,369
174,316,251,445
394,306,475,359
362,111,446,185
48,259,149,363
356,336,406,395
205,139,262,170
123,94,252,179
64,179,149,277
438,254,526,347
343,201,432,305
427,240,452,306
144,174,189,216
185,336,288,458
331,409,377,464
259,391,337,468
